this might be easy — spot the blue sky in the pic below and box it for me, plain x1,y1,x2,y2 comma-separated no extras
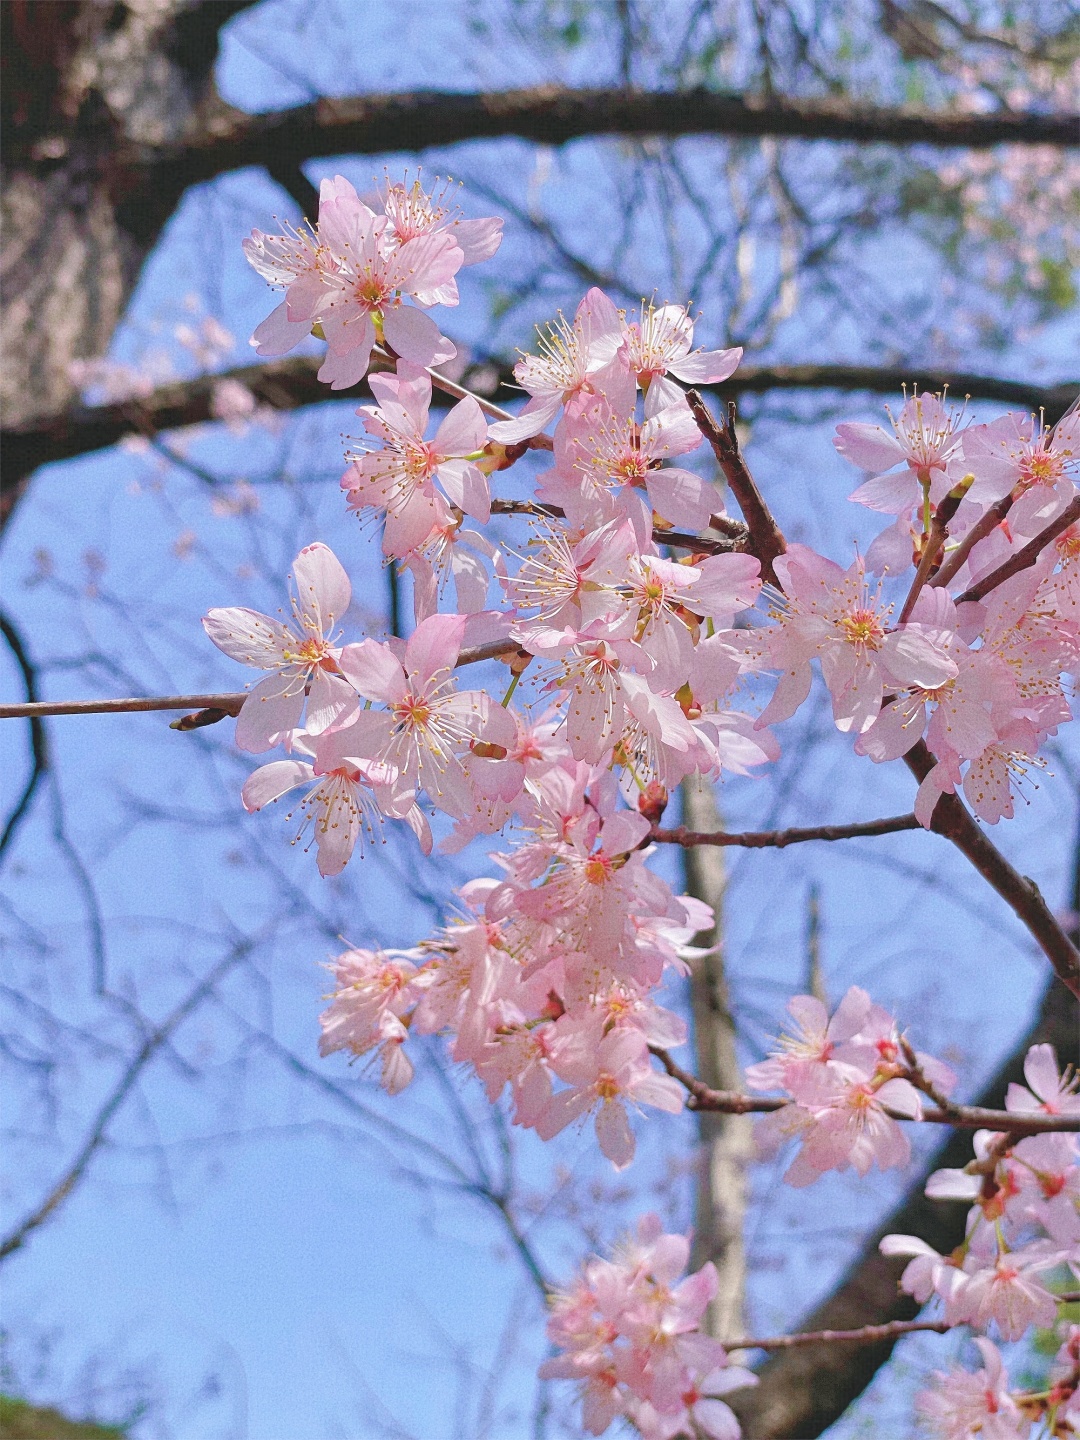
2,4,1078,1438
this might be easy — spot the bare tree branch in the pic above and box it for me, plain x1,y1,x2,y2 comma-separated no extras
954,493,1080,604
0,611,48,860
5,358,1074,528
687,390,787,583
652,814,922,848
906,740,1080,997
0,931,259,1263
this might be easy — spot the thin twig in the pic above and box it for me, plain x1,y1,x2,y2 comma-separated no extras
0,639,528,725
651,814,921,849
727,1318,951,1350
897,484,967,624
954,494,1080,605
930,494,1013,591
648,1047,1080,1133
686,390,787,583
0,934,258,1262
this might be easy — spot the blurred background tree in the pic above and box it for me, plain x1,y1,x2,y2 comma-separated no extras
1,3,1077,1437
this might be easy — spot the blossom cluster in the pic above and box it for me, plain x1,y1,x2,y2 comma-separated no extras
198,174,1080,1435
881,1045,1079,1345
744,986,958,1185
317,762,706,1169
540,1214,757,1438
917,1331,1079,1440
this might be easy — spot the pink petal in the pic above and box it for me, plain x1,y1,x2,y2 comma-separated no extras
669,345,743,385
487,394,561,444
337,639,407,704
251,301,311,357
834,422,906,472
202,607,295,667
304,668,358,736
436,458,490,523
241,759,314,811
595,1099,635,1168
646,468,719,530
382,305,454,367
453,216,504,265
292,542,351,634
433,394,487,457
234,675,305,753
404,611,467,689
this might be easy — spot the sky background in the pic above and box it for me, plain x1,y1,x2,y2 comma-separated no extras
2,3,1078,1438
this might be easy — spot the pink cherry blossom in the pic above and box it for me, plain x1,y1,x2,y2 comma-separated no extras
835,390,969,515
318,946,420,1093
342,361,489,557
1006,1043,1080,1116
616,300,742,419
487,288,624,443
916,1339,1030,1440
336,612,493,818
203,542,358,752
535,1026,683,1168
755,545,958,735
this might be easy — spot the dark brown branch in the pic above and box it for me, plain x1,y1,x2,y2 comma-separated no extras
0,935,257,1263
954,493,1080,604
6,355,1074,507
0,611,48,860
137,90,1080,214
648,1047,1079,1133
930,493,1014,591
905,740,1080,997
652,814,921,848
729,1318,952,1350
687,390,787,583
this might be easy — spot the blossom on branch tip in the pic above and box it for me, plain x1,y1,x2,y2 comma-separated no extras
203,542,358,752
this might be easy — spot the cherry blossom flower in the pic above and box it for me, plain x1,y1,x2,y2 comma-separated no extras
916,1339,1030,1440
342,361,489,557
615,299,742,418
834,390,969,515
1006,1044,1080,1117
378,176,503,303
318,946,421,1093
203,542,358,752
754,545,958,735
535,1025,684,1168
543,396,715,539
336,611,496,818
487,288,624,443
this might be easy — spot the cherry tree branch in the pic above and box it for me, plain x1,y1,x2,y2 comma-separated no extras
648,1047,1079,1134
7,357,1072,509
906,740,1080,997
954,493,1080,604
651,814,921,848
687,390,787,583
727,1306,1077,1352
0,640,527,725
135,90,1080,213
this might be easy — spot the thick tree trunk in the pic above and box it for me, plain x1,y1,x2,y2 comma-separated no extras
682,776,753,1342
0,0,253,431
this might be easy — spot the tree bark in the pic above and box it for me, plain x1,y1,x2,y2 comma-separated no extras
0,1,255,431
682,776,753,1342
